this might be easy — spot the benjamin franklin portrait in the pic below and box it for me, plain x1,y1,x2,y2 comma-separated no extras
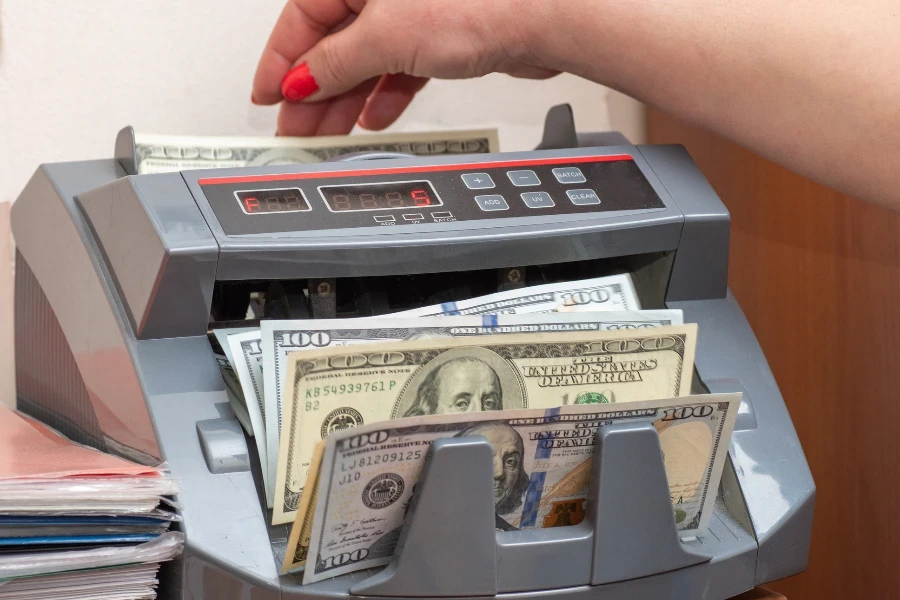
368,420,532,559
403,356,503,417
392,346,525,419
457,422,530,531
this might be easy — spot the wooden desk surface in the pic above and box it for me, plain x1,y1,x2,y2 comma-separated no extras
731,586,786,600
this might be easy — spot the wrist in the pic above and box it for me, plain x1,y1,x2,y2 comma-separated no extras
510,0,645,90
511,0,598,74
501,0,572,71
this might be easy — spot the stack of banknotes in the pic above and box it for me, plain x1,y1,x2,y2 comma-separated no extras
211,273,740,585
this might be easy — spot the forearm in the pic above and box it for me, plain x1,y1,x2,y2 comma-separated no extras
540,0,900,208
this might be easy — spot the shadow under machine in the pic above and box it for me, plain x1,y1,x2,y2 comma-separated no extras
11,107,814,599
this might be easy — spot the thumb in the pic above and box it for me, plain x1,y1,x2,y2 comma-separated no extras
281,23,389,103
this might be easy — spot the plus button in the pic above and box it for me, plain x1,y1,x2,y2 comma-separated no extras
462,173,495,190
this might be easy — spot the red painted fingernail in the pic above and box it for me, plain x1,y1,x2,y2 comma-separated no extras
251,93,258,105
281,63,319,102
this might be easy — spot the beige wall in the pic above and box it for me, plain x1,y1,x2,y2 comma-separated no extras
0,205,12,408
0,1,645,408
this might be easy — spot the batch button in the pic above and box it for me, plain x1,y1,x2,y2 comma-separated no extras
552,167,586,184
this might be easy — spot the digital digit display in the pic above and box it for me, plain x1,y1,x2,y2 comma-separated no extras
319,181,442,212
234,188,311,215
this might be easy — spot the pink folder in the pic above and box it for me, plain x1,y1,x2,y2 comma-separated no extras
0,406,159,480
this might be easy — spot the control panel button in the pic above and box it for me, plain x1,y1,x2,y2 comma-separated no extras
520,191,555,209
403,213,425,221
566,189,601,205
507,170,541,186
373,215,395,223
552,167,586,184
431,211,455,221
475,195,509,211
461,173,495,189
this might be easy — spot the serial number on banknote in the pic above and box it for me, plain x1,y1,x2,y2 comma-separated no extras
305,381,399,399
338,450,426,481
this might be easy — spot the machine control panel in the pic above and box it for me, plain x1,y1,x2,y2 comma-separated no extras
197,154,665,236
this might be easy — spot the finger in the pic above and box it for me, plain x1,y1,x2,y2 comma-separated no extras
276,77,379,136
253,0,359,105
358,74,430,131
280,17,394,104
275,103,330,137
313,77,380,135
507,67,561,80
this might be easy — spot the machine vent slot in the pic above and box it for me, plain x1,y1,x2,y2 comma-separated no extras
208,252,674,325
14,251,107,452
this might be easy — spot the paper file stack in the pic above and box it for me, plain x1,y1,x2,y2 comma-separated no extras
0,406,183,600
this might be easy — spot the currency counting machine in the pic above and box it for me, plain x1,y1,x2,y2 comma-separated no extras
11,106,813,599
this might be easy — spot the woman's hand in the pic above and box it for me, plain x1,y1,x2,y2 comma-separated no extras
251,0,560,136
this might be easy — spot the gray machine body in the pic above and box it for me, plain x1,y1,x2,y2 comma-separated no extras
11,126,813,599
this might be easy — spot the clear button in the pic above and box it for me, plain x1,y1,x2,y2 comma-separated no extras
566,189,601,205
552,167,586,184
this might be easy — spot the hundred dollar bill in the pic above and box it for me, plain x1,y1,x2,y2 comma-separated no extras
391,274,640,317
211,327,256,437
214,355,253,437
227,330,273,506
300,393,740,583
262,310,681,490
272,325,697,525
134,129,500,174
282,441,325,573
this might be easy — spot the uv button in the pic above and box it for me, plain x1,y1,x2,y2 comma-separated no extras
475,195,509,211
566,189,601,205
520,191,555,208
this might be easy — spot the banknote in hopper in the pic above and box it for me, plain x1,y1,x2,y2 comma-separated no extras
391,274,641,316
282,441,325,573
261,309,681,511
227,330,272,505
272,325,697,525
298,393,740,583
262,310,682,427
213,354,253,437
211,327,256,437
261,272,645,513
133,129,500,174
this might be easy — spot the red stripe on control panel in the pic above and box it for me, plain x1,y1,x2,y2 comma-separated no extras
197,154,633,185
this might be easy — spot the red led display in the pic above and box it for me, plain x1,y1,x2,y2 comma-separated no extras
234,188,310,215
320,181,441,212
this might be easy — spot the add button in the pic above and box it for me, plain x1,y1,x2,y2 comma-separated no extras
566,189,601,206
475,195,509,211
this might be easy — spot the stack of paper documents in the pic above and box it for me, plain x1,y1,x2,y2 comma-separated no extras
0,406,183,599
